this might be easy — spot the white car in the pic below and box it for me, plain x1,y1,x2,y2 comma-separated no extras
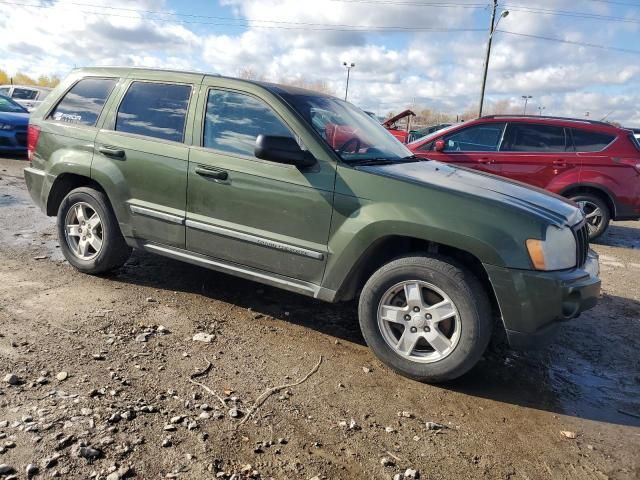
0,84,52,112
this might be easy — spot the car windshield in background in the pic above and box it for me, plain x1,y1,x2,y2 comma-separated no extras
407,123,459,146
282,94,415,164
0,95,28,113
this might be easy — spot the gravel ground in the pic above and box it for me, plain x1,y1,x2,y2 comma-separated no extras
0,155,639,480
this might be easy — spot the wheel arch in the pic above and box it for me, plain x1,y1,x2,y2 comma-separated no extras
46,173,108,216
560,183,617,218
333,235,502,331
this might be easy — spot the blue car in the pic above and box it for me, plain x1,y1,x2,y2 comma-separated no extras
0,94,29,154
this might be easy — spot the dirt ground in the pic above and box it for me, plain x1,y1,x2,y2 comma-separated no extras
0,155,638,480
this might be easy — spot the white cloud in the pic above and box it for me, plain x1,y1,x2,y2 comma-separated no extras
1,0,639,124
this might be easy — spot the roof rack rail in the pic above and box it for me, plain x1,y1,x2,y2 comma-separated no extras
481,114,614,127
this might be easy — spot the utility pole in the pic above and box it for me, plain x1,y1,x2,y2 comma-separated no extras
343,62,355,101
478,1,508,117
521,95,532,114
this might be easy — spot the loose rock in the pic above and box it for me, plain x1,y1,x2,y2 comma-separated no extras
192,333,215,343
381,457,395,467
78,446,103,461
26,464,38,478
560,430,577,439
3,374,20,385
426,421,446,430
0,464,16,475
55,371,68,381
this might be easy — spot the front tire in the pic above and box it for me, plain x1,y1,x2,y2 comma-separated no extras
358,255,492,383
569,193,610,240
57,187,131,274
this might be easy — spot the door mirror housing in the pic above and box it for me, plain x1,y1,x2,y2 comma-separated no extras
255,135,316,168
434,139,446,152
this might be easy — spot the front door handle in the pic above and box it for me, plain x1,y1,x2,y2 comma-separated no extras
478,157,493,164
195,167,228,181
553,159,567,167
98,146,126,159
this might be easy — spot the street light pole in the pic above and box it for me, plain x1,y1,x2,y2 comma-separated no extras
343,62,355,101
478,1,508,118
538,106,546,116
521,95,532,114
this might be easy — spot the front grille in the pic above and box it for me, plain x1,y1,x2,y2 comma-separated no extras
573,221,589,267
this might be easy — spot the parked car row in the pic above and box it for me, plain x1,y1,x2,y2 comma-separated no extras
0,84,51,112
24,67,600,383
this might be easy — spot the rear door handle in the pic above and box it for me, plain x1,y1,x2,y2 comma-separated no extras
553,159,567,167
195,167,228,181
478,157,493,164
98,146,126,159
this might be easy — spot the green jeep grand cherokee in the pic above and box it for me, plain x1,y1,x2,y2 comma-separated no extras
23,68,600,382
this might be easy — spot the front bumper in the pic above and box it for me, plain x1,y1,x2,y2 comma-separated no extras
484,251,601,349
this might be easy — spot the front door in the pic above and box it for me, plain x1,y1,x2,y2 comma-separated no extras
496,122,579,189
426,122,506,175
186,83,336,285
93,77,198,247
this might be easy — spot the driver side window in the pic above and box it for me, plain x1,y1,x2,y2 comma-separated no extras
443,123,506,152
203,89,294,157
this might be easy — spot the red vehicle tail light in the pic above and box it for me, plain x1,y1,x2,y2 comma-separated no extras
27,124,40,163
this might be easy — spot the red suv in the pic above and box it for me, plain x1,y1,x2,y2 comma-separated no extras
409,115,640,239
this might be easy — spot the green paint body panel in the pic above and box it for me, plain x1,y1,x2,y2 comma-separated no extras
23,67,601,347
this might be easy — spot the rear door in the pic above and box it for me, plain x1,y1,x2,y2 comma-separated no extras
497,122,578,188
185,80,336,285
93,73,201,247
418,122,506,175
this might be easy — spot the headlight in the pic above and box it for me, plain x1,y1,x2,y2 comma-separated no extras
0,123,13,130
526,225,576,271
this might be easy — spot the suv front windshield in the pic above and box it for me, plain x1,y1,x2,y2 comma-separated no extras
281,93,415,164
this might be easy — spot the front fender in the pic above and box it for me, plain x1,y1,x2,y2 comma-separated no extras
322,193,524,293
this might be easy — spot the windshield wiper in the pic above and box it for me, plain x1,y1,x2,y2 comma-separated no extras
348,155,420,166
348,158,395,166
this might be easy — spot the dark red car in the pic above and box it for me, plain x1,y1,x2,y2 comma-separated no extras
409,115,640,239
383,109,416,143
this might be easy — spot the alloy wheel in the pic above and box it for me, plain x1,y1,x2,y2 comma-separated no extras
577,200,603,236
64,202,104,260
377,280,461,363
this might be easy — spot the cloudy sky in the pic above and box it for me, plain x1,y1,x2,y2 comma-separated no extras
1,0,639,124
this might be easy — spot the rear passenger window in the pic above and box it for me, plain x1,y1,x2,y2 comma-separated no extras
501,123,568,152
572,129,614,152
49,78,117,126
116,82,191,143
203,89,293,157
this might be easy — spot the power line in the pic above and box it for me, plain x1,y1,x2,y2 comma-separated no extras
580,0,640,8
497,30,640,55
504,3,640,25
0,0,485,31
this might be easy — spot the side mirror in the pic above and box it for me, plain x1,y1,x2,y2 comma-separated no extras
255,135,316,168
434,139,446,152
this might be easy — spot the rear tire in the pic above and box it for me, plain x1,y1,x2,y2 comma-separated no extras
569,193,610,240
57,187,131,274
358,255,492,383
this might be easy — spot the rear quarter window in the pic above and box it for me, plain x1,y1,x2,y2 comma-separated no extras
48,78,117,127
572,128,615,152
